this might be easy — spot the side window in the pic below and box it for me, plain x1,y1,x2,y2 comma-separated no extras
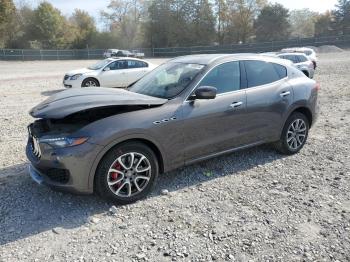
298,55,307,62
108,60,127,70
244,60,280,88
292,56,300,63
138,61,148,67
199,61,241,94
127,60,138,68
272,63,287,79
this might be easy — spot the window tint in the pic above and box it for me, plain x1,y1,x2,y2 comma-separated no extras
273,63,287,79
199,61,240,94
298,55,307,62
108,60,127,70
244,61,281,88
281,55,298,63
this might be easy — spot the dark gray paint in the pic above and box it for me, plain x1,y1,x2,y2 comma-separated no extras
26,54,319,194
29,87,167,119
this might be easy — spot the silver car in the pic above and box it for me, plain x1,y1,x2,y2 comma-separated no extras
278,53,315,78
26,54,319,204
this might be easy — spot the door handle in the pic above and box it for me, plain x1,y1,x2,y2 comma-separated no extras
280,91,291,98
230,101,243,109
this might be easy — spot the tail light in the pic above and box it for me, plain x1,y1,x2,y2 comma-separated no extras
315,82,320,91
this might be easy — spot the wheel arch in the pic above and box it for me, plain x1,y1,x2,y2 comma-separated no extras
88,136,165,192
302,70,309,77
291,107,313,127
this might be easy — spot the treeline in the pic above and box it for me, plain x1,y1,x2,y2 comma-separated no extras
0,0,349,49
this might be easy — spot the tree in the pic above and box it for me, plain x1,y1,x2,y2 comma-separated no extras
70,9,97,48
214,0,229,44
0,0,16,47
289,9,317,38
101,0,145,48
333,0,350,35
254,3,290,42
226,0,267,43
192,0,216,45
314,11,335,37
29,2,72,49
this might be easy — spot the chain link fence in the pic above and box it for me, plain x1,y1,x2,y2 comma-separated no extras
1,35,349,61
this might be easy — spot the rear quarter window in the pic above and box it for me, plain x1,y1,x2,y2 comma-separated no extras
273,63,287,79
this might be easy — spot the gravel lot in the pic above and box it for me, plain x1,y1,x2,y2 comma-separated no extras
0,54,349,261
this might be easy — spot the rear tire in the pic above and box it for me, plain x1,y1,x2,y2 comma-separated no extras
82,78,99,87
95,142,159,205
274,112,309,155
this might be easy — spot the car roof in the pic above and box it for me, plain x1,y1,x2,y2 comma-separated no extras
169,53,290,66
282,47,315,52
108,57,148,62
278,52,307,57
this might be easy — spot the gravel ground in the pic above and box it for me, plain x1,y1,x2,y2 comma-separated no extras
0,54,349,261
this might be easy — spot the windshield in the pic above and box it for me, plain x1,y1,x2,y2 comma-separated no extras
88,59,112,70
129,62,205,99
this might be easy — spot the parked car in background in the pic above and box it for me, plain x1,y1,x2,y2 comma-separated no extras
277,53,315,78
103,49,134,58
63,58,157,88
281,47,317,69
28,54,319,204
132,50,145,58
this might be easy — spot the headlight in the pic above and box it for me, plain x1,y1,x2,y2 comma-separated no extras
40,137,88,148
70,74,83,80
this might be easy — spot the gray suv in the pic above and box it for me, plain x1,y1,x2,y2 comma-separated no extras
27,54,319,204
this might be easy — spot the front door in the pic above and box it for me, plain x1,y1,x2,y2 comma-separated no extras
181,61,249,161
101,60,128,87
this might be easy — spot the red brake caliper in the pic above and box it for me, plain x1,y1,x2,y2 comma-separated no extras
111,162,122,189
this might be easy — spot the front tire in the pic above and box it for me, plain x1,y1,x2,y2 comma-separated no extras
275,112,309,155
95,142,159,204
82,78,99,87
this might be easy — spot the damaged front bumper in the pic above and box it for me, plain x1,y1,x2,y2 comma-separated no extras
26,134,103,194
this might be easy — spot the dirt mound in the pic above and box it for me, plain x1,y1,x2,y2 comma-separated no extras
307,45,344,53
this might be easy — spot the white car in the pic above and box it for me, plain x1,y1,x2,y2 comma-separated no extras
103,49,133,58
277,53,315,78
281,47,318,69
63,58,157,88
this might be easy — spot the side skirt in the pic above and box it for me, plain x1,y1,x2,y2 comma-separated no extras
185,141,265,166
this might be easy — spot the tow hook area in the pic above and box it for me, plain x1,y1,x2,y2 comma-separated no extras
28,165,44,185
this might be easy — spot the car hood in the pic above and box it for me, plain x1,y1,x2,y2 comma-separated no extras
30,88,168,119
66,68,95,76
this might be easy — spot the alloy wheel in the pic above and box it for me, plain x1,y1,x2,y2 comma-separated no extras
84,80,97,87
286,119,307,150
107,152,152,197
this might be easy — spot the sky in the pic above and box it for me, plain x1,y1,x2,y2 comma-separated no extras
17,0,339,26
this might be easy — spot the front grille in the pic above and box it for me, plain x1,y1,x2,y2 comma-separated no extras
46,169,70,184
28,125,41,159
64,75,70,81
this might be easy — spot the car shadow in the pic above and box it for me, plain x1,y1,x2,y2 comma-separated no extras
0,145,285,246
41,89,63,96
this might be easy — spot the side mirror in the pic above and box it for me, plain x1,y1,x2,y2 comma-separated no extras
104,67,110,71
191,86,217,100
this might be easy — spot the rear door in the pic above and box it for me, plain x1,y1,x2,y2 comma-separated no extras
124,60,149,85
243,60,293,143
